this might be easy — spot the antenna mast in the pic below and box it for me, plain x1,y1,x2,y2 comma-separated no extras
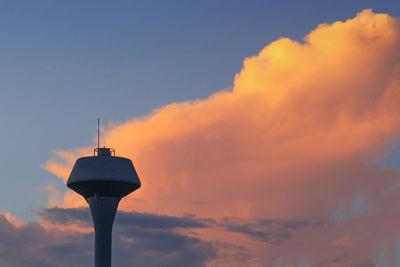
97,118,100,149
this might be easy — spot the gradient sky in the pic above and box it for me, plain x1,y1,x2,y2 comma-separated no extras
2,1,400,266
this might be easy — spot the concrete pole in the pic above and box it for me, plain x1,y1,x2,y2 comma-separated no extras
87,195,121,267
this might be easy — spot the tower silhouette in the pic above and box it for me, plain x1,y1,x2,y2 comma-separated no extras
67,138,141,267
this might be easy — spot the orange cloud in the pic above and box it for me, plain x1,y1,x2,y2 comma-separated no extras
4,212,26,229
333,236,352,247
43,9,400,266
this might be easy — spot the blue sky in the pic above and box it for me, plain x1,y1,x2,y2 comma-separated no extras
0,0,399,221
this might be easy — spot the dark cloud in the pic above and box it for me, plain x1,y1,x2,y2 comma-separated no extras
0,209,218,267
0,215,89,267
40,207,321,245
39,207,212,229
0,208,324,266
38,207,91,227
220,217,323,244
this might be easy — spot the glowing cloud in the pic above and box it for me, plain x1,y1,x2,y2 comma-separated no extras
43,9,400,266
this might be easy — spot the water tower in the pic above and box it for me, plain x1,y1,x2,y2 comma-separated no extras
66,121,141,267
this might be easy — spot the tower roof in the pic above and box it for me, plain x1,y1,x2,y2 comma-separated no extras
67,148,141,198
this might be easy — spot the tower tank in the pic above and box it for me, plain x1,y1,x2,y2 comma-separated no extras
67,147,141,267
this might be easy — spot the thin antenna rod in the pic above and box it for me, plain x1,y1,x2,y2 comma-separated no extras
97,118,100,149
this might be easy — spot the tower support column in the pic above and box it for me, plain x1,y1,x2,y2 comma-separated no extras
87,195,121,267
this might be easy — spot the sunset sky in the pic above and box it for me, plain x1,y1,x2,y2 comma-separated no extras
1,1,400,266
